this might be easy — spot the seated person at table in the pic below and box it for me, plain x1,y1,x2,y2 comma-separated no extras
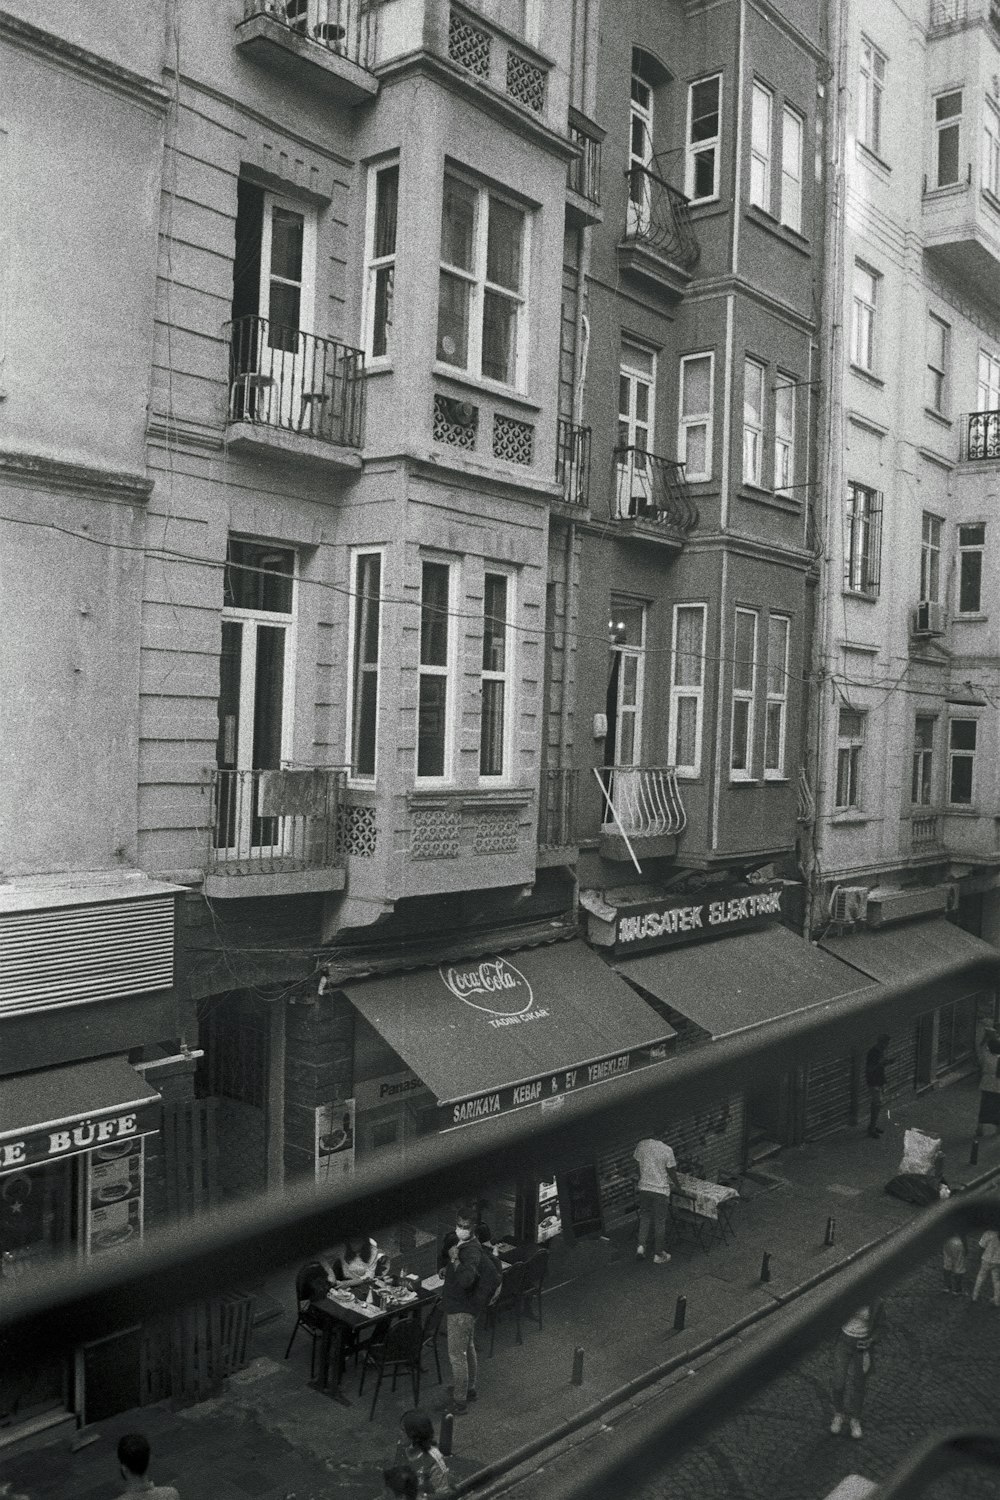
299,1255,338,1301
334,1235,387,1283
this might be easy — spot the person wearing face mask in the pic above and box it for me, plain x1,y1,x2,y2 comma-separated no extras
440,1207,500,1413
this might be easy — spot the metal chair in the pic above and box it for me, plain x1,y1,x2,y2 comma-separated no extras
358,1311,424,1420
519,1248,549,1333
486,1258,529,1355
284,1263,326,1379
419,1296,445,1385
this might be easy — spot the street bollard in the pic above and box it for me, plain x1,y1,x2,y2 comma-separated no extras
824,1216,836,1247
673,1295,687,1332
759,1251,771,1283
971,1136,981,1167
571,1346,585,1385
439,1412,454,1457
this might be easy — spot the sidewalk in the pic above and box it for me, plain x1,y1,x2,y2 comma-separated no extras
3,1075,996,1500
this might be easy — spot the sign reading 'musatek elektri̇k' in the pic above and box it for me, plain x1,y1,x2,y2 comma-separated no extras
608,880,784,955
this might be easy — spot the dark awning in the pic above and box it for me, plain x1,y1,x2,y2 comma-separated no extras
819,918,999,999
0,1058,161,1173
615,924,875,1039
340,940,676,1130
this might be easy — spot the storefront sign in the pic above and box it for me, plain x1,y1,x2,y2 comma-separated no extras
608,881,784,956
440,958,551,1029
354,1070,424,1112
0,1105,159,1173
85,1142,145,1256
440,1043,669,1131
315,1098,355,1183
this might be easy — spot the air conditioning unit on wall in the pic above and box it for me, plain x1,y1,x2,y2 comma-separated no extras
831,886,868,924
866,884,953,928
912,600,947,637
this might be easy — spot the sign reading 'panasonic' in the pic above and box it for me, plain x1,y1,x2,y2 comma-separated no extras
612,881,784,955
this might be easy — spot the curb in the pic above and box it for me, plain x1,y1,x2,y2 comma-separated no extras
452,1160,1000,1500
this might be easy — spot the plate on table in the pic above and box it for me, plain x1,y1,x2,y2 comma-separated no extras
93,1222,135,1249
96,1182,132,1204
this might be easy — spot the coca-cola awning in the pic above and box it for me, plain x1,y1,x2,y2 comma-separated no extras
340,940,676,1131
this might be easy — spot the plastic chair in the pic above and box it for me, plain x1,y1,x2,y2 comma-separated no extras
358,1312,424,1420
486,1258,529,1355
519,1248,549,1333
284,1263,326,1379
419,1296,446,1385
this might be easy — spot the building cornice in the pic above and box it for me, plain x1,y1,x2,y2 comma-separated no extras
0,11,171,113
0,449,152,503
684,275,818,337
384,449,561,507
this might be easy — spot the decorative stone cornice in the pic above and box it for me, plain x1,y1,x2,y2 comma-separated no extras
0,448,153,502
0,11,171,112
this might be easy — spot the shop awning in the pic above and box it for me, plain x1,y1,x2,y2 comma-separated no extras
615,924,876,1039
819,918,999,995
340,940,676,1130
0,1058,161,1172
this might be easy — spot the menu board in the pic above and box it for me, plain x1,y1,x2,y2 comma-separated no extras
315,1098,356,1183
85,1139,144,1257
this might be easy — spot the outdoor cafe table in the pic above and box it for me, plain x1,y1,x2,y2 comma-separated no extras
669,1172,740,1250
310,1283,437,1400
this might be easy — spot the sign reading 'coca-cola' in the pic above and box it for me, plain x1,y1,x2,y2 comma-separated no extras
440,957,551,1029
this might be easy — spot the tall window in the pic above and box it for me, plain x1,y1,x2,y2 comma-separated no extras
934,91,963,187
350,552,382,779
781,106,803,231
480,571,512,778
948,718,977,805
417,560,454,780
750,81,772,210
984,98,1000,199
437,173,526,388
669,604,706,777
743,358,765,486
958,523,985,614
678,352,713,481
364,163,398,360
764,614,790,778
606,599,646,769
851,262,879,372
920,513,943,603
835,707,865,809
912,716,935,805
686,75,722,202
977,349,1000,411
844,482,883,595
628,71,655,236
617,341,656,513
858,38,885,156
730,607,758,779
774,376,795,495
925,313,949,414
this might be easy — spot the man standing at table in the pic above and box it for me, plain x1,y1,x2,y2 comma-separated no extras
633,1132,682,1264
441,1206,500,1414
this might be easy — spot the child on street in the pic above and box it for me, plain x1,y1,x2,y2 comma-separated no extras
394,1410,451,1495
972,1228,1000,1307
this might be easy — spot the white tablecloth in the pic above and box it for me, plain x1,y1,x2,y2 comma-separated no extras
674,1173,739,1220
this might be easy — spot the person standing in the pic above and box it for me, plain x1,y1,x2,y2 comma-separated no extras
829,1301,883,1440
633,1132,681,1265
974,1023,1000,1139
117,1435,180,1500
394,1410,451,1495
864,1035,892,1138
441,1206,499,1414
972,1228,1000,1307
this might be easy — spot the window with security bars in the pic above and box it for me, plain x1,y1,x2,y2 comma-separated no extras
480,571,512,778
835,707,865,809
669,603,706,777
912,715,935,805
948,718,977,805
844,482,882,595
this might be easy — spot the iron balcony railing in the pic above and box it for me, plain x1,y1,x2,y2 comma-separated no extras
624,161,700,270
209,766,348,876
242,0,376,69
539,767,579,849
597,764,687,838
227,314,365,448
911,811,942,850
555,418,591,507
613,445,699,532
567,110,602,205
928,0,1000,32
963,409,1000,460
796,766,816,824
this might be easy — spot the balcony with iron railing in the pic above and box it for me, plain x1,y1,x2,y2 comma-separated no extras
537,767,579,864
566,107,604,227
206,766,349,898
928,0,1000,34
611,446,698,547
618,158,700,298
909,811,944,855
961,409,1000,460
235,0,379,100
225,315,365,465
595,764,687,865
555,418,591,509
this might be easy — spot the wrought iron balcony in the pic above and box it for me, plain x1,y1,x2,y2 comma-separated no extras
596,765,687,839
236,0,378,99
962,409,1000,460
555,418,591,507
226,315,364,452
910,812,942,851
928,0,1000,34
538,768,579,855
207,766,348,896
613,446,698,538
619,161,699,295
566,108,603,225
796,767,816,825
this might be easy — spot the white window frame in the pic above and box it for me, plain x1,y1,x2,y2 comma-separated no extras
920,512,943,603
479,566,515,782
685,73,723,203
984,96,1000,199
416,556,458,784
851,262,879,373
957,522,986,615
607,598,647,771
678,351,714,481
926,311,950,415
934,89,963,188
436,170,529,392
835,707,865,810
743,357,766,487
911,715,935,806
948,717,977,806
750,81,773,211
780,105,804,232
362,159,399,363
346,547,384,784
977,348,1000,411
730,607,758,781
844,482,882,596
668,603,706,779
627,71,655,237
858,37,885,157
259,191,317,334
774,374,795,496
764,614,790,779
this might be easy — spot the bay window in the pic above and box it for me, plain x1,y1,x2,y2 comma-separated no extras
948,718,977,805
743,358,765,486
417,560,455,780
669,604,706,777
349,551,382,780
730,607,758,779
678,352,713,480
686,75,722,202
480,570,513,778
764,614,790,778
364,163,398,360
774,376,795,495
437,172,527,389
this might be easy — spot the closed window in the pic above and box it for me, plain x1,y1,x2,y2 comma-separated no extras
948,718,977,805
349,551,382,780
669,604,706,777
743,358,765,486
977,349,1000,411
678,352,713,480
437,173,527,388
417,560,454,780
686,74,722,202
912,715,935,805
935,90,962,188
606,599,646,769
835,707,865,809
480,570,513,778
617,341,656,515
781,106,804,231
844,482,883,595
764,614,790,778
774,376,795,495
750,81,772,210
984,97,1000,198
851,262,879,372
627,71,655,236
925,313,949,414
920,513,943,603
364,163,398,359
858,38,885,156
958,523,985,614
730,607,758,779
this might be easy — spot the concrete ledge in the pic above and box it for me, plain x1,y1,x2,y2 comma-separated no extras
204,866,346,899
224,421,363,472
